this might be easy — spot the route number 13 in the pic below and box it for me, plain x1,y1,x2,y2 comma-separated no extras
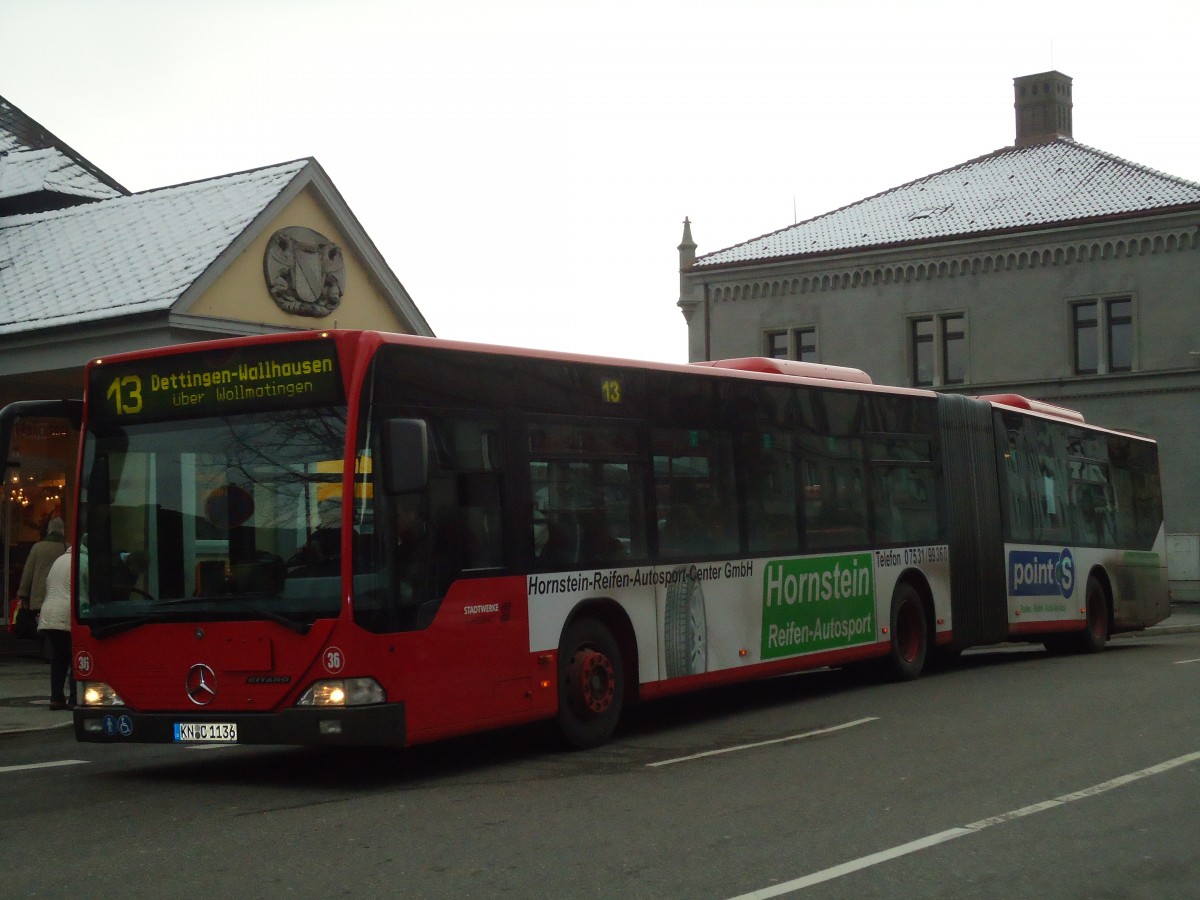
106,375,143,415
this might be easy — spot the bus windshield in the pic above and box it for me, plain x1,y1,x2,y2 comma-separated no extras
77,406,352,633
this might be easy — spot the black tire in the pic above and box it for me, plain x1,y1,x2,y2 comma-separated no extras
664,566,707,678
885,582,928,681
1075,574,1109,653
557,618,624,750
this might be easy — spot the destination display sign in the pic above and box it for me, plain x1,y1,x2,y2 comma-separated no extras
89,338,344,424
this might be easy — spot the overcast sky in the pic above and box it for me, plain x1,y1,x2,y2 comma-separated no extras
5,0,1199,364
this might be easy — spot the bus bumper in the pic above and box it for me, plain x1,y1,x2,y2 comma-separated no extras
73,703,407,746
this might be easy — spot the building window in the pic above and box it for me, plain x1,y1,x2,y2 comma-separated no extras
795,327,817,361
766,330,789,359
910,314,966,387
911,318,934,386
1072,296,1133,375
765,327,818,362
1073,302,1099,374
942,314,965,385
1107,298,1132,372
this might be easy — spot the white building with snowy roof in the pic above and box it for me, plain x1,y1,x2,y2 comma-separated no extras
677,72,1200,597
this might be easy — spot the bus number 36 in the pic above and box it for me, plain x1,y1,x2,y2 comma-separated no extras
106,375,143,415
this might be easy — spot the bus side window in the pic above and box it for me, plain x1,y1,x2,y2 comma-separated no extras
1069,458,1115,547
456,471,504,570
1000,412,1071,544
1034,427,1072,544
427,419,505,581
659,494,707,556
870,465,938,545
380,415,507,631
800,437,868,550
1107,435,1163,551
996,417,1033,542
393,493,429,601
742,431,800,555
529,422,643,570
866,434,938,546
652,428,738,558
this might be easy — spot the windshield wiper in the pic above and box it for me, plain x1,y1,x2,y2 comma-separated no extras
90,615,163,639
244,605,311,635
90,597,314,639
147,596,313,635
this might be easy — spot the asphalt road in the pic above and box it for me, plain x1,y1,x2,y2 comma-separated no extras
2,632,1199,899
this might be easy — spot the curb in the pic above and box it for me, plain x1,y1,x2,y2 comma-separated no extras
0,720,72,737
0,697,74,737
1118,623,1200,638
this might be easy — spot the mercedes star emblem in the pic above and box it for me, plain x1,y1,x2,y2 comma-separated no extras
185,663,218,706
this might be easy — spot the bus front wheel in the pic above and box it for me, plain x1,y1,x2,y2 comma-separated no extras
886,583,928,681
556,618,624,750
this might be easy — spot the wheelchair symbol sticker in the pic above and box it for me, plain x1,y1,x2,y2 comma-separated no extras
102,714,133,737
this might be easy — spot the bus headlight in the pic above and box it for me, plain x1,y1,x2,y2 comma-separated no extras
296,678,385,707
81,682,125,706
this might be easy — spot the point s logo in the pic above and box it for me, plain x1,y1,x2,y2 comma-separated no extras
1009,548,1075,599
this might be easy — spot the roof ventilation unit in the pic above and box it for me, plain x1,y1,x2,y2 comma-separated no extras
695,357,873,384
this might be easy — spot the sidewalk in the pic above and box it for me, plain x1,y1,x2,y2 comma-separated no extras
3,606,1199,738
0,635,74,737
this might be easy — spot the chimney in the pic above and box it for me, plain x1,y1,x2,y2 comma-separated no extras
1013,71,1073,146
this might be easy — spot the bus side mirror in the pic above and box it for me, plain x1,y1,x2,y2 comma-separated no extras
382,418,429,494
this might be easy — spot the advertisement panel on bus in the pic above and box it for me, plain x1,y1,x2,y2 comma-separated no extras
526,545,952,686
1004,541,1168,632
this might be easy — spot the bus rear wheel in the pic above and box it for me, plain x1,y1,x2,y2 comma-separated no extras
1076,574,1109,653
557,618,624,750
886,583,928,681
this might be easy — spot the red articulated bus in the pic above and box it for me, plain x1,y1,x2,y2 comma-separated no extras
0,330,1169,749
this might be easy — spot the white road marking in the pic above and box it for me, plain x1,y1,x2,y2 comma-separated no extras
647,717,878,768
1172,657,1200,665
0,759,88,774
727,749,1200,898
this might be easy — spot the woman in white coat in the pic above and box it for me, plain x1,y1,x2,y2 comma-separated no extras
36,549,75,710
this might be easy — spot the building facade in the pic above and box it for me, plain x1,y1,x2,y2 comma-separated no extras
677,73,1200,597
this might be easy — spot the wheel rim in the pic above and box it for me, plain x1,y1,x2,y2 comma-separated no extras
569,647,615,716
896,601,921,663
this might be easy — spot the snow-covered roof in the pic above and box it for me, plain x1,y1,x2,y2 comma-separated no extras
694,139,1200,268
0,95,127,202
0,147,125,202
0,161,307,334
